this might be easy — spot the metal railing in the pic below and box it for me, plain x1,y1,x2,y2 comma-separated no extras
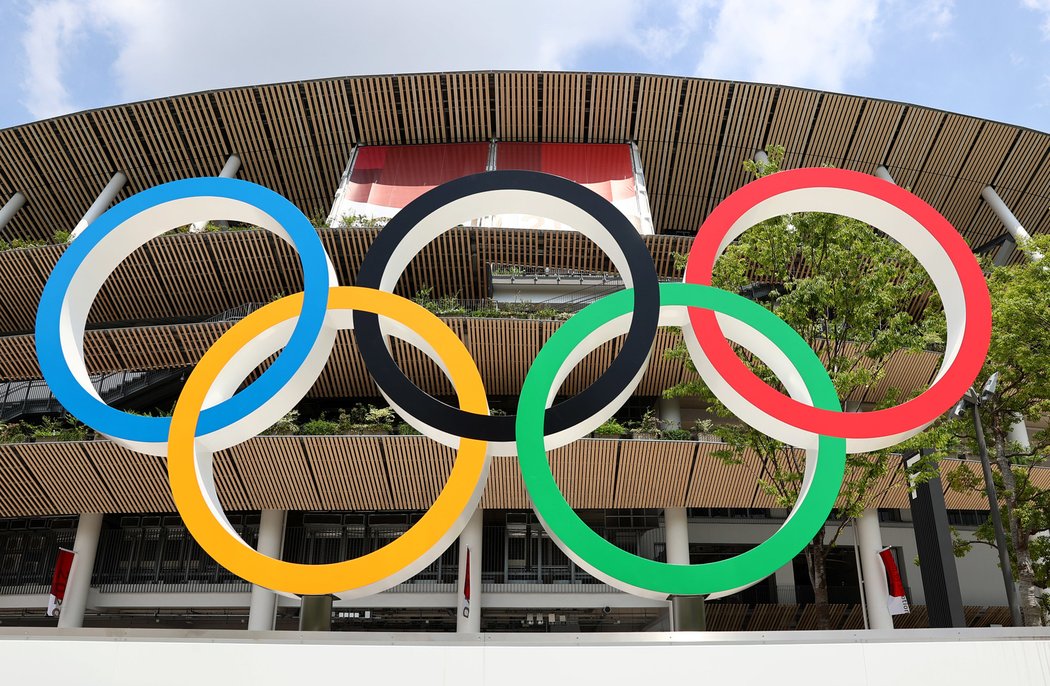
90,523,256,593
0,367,187,423
3,515,905,602
283,524,460,586
0,525,77,594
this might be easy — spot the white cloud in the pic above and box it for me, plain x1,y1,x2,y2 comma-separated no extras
20,0,89,119
628,0,707,62
1022,0,1050,38
695,0,880,91
17,0,654,119
900,0,955,41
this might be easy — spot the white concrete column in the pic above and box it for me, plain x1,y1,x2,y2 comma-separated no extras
982,185,1032,244
665,507,700,629
70,172,127,240
658,397,681,431
1009,419,1031,452
0,192,26,233
855,509,894,630
983,185,1041,264
664,508,690,565
191,154,242,233
874,165,894,183
247,509,286,631
456,507,483,633
57,512,103,628
753,149,769,166
774,562,796,603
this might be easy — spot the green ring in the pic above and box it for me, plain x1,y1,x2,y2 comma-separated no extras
515,282,846,597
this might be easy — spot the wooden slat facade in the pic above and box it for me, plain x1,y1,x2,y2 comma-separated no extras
0,313,946,413
0,71,1044,251
0,230,696,336
0,70,1044,520
0,435,1012,518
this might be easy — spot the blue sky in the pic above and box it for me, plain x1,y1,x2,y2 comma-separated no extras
0,0,1047,133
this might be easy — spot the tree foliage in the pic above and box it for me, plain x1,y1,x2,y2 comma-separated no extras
945,234,1050,625
665,145,952,627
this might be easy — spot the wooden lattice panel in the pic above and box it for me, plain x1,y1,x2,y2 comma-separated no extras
0,437,1031,517
0,72,1040,251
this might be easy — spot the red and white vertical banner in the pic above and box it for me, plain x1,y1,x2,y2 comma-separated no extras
879,547,910,615
462,547,471,618
47,548,75,617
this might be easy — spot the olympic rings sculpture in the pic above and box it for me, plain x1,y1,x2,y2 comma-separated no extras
35,169,990,601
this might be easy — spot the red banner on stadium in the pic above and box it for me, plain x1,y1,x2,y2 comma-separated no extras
330,142,652,233
879,547,910,615
47,548,75,617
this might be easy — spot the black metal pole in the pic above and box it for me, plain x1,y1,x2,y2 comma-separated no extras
972,405,1024,626
903,452,965,627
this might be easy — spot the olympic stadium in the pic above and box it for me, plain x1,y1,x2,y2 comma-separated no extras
0,70,1049,682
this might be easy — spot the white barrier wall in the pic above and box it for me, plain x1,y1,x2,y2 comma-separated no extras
1,628,1048,686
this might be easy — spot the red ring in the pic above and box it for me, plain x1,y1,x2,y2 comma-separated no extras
683,167,991,440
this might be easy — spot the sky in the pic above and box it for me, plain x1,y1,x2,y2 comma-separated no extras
0,0,1048,133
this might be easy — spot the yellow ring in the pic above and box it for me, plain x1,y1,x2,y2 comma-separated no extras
168,286,489,595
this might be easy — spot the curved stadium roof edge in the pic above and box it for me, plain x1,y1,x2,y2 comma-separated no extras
6,70,1050,140
0,70,1047,249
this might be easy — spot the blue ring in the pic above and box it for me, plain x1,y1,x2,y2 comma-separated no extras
35,177,331,444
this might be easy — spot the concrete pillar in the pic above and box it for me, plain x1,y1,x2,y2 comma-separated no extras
658,397,681,431
70,172,127,240
874,166,894,183
247,509,286,631
1009,419,1031,452
191,154,242,232
456,507,483,633
664,507,690,565
0,192,26,234
665,507,704,630
753,149,769,166
774,562,796,603
57,512,103,628
855,509,894,630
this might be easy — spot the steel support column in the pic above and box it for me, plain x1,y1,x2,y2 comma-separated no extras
191,154,242,232
0,192,26,236
70,172,127,240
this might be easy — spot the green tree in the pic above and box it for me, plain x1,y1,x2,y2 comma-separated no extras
665,145,948,629
947,234,1050,626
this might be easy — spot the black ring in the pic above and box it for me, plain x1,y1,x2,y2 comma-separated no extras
353,170,660,442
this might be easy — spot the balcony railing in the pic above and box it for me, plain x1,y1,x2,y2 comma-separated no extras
2,515,897,606
0,525,76,594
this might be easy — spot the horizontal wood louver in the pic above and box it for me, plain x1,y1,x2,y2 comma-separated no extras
0,434,1025,516
0,72,1041,256
0,228,739,335
0,70,1045,524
